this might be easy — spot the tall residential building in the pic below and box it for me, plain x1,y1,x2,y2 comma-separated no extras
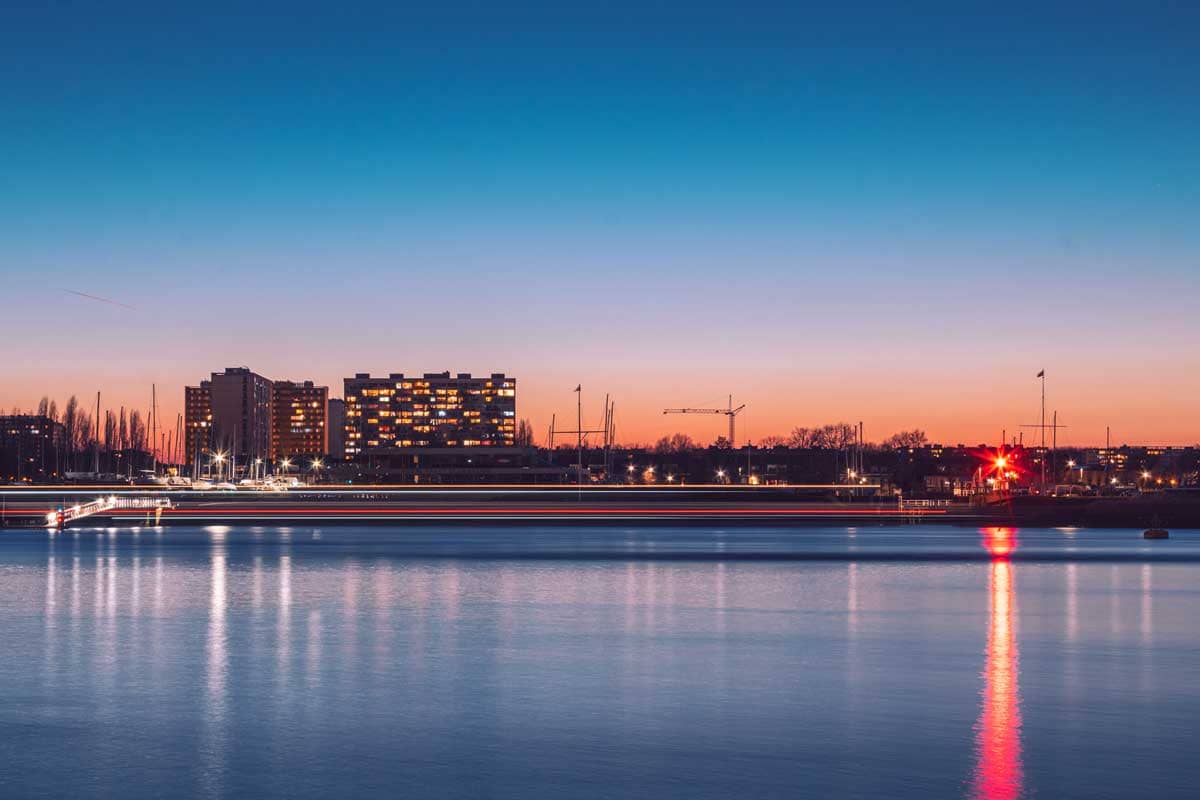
185,367,273,467
184,383,212,466
343,372,516,458
271,381,328,461
327,398,346,461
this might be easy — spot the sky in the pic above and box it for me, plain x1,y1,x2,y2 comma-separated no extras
2,1,1197,447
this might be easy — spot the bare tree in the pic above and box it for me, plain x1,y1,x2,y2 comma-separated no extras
788,427,819,447
759,435,787,448
883,429,928,449
76,412,93,456
788,423,857,448
37,396,49,417
63,396,79,470
516,418,535,447
130,410,146,452
653,433,696,454
104,411,117,470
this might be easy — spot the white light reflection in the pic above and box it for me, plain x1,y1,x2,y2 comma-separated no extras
202,539,229,797
1140,564,1153,645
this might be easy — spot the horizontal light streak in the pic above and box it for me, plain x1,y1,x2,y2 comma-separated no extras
0,484,879,495
145,507,944,517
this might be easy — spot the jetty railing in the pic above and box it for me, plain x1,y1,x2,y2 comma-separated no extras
47,496,172,528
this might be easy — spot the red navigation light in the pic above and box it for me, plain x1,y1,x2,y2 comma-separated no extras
975,446,1026,484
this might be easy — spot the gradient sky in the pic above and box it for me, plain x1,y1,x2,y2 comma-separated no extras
3,1,1197,446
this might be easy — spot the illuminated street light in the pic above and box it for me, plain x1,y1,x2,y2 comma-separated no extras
995,456,1008,470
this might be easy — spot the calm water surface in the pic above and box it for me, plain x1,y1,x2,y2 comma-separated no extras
1,525,1198,799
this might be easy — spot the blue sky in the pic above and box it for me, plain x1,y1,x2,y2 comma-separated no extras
2,1,1197,443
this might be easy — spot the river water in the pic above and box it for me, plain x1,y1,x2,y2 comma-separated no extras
1,525,1198,799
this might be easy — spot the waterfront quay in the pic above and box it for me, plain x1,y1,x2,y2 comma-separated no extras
5,484,1200,530
2,485,950,528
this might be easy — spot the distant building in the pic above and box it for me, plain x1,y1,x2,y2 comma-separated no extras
0,415,66,482
272,381,328,462
185,367,273,468
343,372,516,459
327,398,346,461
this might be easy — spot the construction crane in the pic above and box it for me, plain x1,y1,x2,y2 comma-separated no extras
663,395,745,447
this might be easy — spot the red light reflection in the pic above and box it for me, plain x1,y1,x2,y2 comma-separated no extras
982,526,1016,558
970,556,1023,799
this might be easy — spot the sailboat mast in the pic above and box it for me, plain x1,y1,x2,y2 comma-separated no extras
151,384,157,473
94,391,101,475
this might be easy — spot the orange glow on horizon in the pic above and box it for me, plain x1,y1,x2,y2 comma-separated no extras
6,368,1200,451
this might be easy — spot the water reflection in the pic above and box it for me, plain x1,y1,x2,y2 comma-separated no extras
202,537,229,797
971,529,1024,799
9,526,1200,799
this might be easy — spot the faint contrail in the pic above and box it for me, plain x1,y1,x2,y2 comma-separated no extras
62,289,137,310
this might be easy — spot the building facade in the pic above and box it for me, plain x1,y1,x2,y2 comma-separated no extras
185,367,273,468
0,415,66,482
184,383,212,467
327,398,346,461
271,381,328,461
343,372,516,459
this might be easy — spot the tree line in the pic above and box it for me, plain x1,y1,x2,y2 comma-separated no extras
650,425,929,452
